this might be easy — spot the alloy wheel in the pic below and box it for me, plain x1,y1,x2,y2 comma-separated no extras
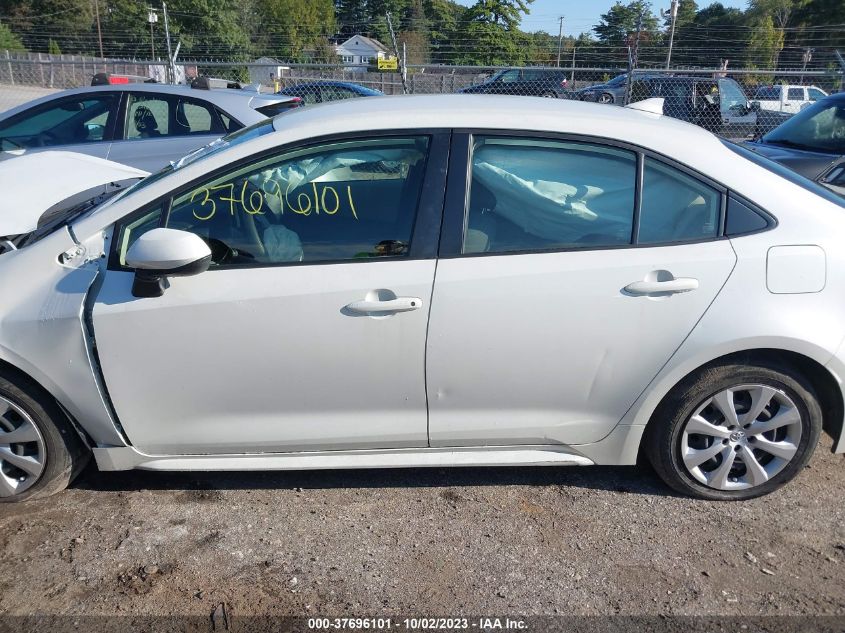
597,93,613,104
680,385,802,491
0,395,46,497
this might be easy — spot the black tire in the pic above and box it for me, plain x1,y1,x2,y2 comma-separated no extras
540,91,557,98
0,370,89,502
644,361,821,501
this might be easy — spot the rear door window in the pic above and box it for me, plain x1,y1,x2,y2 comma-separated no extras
463,137,637,254
638,159,721,244
787,88,805,101
124,92,224,139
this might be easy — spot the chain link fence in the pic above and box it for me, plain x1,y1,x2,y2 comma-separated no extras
2,50,843,141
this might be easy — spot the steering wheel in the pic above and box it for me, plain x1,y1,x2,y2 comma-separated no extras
205,238,238,265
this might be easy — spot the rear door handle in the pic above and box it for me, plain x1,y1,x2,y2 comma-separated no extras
624,278,699,296
346,297,422,314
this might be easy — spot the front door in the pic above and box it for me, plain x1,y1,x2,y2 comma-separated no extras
427,134,736,446
92,132,448,455
0,92,118,160
719,79,756,140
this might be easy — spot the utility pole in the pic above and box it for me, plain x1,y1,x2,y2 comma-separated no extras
624,10,644,106
93,0,104,59
556,16,564,67
570,46,576,84
162,1,175,83
386,12,408,94
147,7,158,60
665,0,678,70
800,47,813,84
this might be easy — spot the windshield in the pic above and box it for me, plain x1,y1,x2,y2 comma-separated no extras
724,139,845,206
607,75,627,87
762,98,845,154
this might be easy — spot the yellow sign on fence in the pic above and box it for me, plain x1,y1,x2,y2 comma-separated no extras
377,57,398,71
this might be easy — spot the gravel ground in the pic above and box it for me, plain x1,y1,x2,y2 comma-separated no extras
0,437,843,626
0,84,58,114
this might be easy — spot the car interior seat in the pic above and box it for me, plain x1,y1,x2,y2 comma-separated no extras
133,106,160,138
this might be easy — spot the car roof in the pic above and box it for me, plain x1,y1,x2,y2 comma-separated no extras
268,94,718,151
0,83,292,121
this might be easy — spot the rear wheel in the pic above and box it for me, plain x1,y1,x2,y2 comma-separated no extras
541,91,557,98
597,93,614,104
645,362,821,500
0,372,88,502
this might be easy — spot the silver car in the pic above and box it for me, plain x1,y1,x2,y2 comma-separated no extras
0,95,844,503
0,83,299,172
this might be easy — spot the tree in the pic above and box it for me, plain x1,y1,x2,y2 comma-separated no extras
747,0,802,68
593,1,660,66
669,2,746,68
335,0,368,37
746,13,784,69
423,0,463,63
0,21,25,51
255,0,334,61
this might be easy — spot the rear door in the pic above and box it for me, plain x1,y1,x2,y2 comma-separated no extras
107,92,226,171
426,133,736,447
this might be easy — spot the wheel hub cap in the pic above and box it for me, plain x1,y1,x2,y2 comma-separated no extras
0,395,46,497
680,384,803,491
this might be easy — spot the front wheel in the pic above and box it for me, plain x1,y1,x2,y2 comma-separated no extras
644,362,821,500
0,371,89,502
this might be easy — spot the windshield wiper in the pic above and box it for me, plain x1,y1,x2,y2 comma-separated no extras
762,138,830,153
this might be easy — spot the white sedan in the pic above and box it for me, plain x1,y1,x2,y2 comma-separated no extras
0,95,843,502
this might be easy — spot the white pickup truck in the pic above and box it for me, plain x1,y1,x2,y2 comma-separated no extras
752,84,828,114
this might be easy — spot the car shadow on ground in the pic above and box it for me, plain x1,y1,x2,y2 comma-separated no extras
72,461,681,498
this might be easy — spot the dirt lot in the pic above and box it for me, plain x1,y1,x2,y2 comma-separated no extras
0,437,844,628
0,84,58,114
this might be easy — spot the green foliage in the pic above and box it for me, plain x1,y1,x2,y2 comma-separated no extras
255,0,334,61
47,38,61,54
0,21,25,50
746,13,784,69
0,0,840,73
593,1,660,65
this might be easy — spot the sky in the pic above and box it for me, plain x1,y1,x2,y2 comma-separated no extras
455,0,749,37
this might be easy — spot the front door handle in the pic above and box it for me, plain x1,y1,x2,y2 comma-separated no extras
624,278,699,296
346,297,423,314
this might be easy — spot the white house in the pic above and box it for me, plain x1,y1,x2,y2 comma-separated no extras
334,35,390,69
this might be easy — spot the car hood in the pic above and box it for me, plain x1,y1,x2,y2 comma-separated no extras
744,141,839,180
0,151,148,235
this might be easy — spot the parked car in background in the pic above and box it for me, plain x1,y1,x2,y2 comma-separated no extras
277,80,384,105
745,91,845,197
0,83,300,172
752,84,828,115
458,68,569,98
575,73,633,104
0,95,844,503
625,76,757,139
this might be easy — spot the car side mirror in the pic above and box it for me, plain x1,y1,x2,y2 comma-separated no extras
125,228,212,298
